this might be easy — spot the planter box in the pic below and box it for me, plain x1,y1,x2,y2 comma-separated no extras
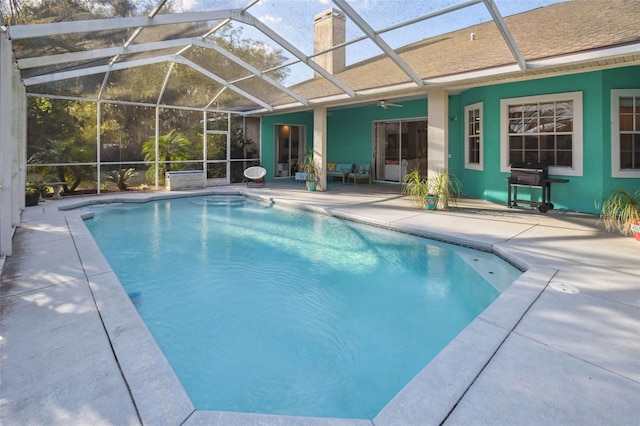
25,194,40,206
166,171,205,191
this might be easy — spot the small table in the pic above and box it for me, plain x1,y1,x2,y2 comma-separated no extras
47,182,67,200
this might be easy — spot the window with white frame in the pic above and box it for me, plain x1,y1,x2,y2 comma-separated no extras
611,89,640,178
464,102,483,170
500,92,583,176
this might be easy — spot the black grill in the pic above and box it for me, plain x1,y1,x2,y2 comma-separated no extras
507,162,568,213
509,162,548,186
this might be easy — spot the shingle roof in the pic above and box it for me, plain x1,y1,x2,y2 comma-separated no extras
268,0,640,108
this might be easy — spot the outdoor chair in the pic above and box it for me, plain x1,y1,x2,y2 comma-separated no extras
327,163,354,182
349,164,372,185
244,166,267,187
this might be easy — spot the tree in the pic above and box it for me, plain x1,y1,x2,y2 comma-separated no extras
28,97,81,150
2,0,139,23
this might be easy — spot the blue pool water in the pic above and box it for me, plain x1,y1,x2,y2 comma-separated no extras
84,196,521,419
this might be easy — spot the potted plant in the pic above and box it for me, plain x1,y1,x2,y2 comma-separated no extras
300,153,321,191
402,168,430,209
402,168,461,210
428,169,461,210
600,189,640,241
25,180,49,206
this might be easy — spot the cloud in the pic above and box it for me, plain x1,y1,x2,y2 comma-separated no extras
349,0,379,11
259,14,283,25
172,0,198,13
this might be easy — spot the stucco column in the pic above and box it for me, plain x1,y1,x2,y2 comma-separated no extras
427,90,449,177
313,107,327,191
0,29,15,256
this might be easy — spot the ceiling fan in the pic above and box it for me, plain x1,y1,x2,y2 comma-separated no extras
372,99,403,109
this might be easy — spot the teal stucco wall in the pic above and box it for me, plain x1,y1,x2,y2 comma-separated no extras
260,99,427,179
452,65,640,213
260,66,639,213
600,66,640,199
261,111,314,179
326,99,427,167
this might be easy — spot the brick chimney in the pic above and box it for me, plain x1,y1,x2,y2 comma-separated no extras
313,8,346,77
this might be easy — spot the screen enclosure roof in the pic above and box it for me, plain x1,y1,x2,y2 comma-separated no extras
4,0,640,115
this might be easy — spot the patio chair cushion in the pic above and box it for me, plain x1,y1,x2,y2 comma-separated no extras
244,166,266,180
244,166,267,187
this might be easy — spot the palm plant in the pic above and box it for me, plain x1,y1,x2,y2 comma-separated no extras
142,130,191,185
105,167,138,191
28,138,95,193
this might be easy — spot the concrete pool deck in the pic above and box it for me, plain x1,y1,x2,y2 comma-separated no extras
1,182,639,425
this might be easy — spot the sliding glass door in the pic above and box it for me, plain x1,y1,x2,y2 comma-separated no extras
275,124,305,178
374,119,427,182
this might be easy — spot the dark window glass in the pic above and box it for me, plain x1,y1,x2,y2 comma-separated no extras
506,100,573,167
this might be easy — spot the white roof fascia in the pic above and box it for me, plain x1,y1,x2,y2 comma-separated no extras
8,9,237,40
483,0,527,71
333,0,425,88
17,38,194,69
526,43,640,69
244,44,640,115
191,39,308,106
235,11,357,99
424,64,523,85
423,44,640,86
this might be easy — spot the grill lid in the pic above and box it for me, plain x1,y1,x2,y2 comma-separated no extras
510,162,548,173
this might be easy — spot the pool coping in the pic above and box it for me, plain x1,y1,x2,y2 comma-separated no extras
56,190,551,425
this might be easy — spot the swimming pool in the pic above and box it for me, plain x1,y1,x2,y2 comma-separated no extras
84,196,521,419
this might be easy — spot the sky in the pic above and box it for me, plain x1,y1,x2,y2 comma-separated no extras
169,0,569,85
